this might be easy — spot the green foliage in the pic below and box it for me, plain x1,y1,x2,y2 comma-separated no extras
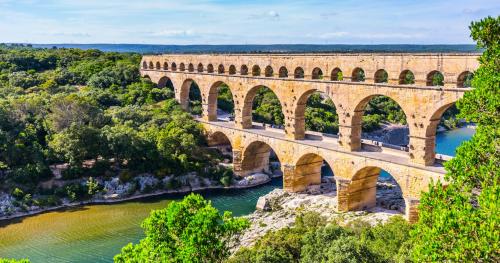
188,82,202,115
402,71,415,84
230,213,411,263
0,45,221,201
86,177,100,195
251,89,408,135
252,87,284,125
430,71,444,86
305,92,338,134
0,259,30,263
114,193,249,263
412,16,500,262
217,84,234,113
12,187,24,200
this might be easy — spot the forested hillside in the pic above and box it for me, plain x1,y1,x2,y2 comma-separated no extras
0,45,227,209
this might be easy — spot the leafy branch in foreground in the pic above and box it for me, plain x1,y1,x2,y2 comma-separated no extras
411,16,500,262
114,193,249,263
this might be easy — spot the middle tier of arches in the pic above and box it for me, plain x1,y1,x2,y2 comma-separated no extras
151,71,464,166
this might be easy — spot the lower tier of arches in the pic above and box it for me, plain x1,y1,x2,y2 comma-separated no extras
203,121,446,223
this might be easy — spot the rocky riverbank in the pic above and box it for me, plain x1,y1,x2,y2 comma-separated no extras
363,123,409,145
233,176,405,250
0,172,273,222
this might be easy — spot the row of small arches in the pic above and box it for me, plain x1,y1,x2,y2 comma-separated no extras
143,61,473,87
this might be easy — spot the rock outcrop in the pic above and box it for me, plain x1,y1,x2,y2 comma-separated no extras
234,176,405,250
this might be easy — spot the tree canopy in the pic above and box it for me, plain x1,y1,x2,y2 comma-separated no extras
114,193,249,263
411,16,500,262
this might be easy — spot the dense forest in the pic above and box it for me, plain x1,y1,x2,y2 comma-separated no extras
0,44,229,210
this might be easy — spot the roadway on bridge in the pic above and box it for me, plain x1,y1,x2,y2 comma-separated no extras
199,119,447,175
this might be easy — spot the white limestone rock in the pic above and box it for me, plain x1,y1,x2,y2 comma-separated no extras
237,173,270,187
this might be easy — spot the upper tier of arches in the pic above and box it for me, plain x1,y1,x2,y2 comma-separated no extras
142,54,478,88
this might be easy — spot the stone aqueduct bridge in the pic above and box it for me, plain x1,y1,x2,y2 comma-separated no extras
141,53,479,222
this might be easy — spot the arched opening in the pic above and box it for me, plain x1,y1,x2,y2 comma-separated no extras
218,64,225,74
294,67,304,79
240,65,248,75
330,68,343,81
457,71,473,88
426,70,444,86
301,91,339,136
355,95,408,147
312,67,323,80
207,132,233,164
206,81,235,121
188,63,194,72
264,66,274,77
374,69,388,83
155,62,161,70
425,102,473,159
229,65,236,75
279,66,288,78
163,62,169,70
197,63,204,72
399,70,415,85
148,61,154,69
340,167,405,214
207,64,214,73
240,141,281,179
179,79,202,115
352,67,365,82
171,62,177,71
157,76,175,93
252,65,261,76
241,86,284,128
251,86,284,126
289,153,335,192
179,63,186,71
142,61,148,69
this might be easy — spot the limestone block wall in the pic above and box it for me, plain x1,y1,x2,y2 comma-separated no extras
142,69,468,166
202,121,445,222
142,53,479,87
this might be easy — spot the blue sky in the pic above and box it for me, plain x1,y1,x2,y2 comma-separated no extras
0,0,498,44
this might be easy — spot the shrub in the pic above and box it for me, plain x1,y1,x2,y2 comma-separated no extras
114,194,248,262
11,188,24,200
61,166,85,180
0,258,30,263
119,170,133,183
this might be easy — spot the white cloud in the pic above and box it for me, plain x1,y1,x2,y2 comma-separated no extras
248,10,280,20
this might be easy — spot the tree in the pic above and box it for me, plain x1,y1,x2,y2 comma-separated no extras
48,93,106,132
412,16,500,262
49,124,105,165
114,193,249,263
0,259,30,263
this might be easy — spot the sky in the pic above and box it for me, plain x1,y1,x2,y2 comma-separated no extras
0,0,499,45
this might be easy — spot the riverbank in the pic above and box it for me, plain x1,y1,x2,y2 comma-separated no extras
363,122,471,146
232,176,405,251
0,172,275,222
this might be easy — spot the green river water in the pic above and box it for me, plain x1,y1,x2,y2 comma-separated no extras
0,128,475,262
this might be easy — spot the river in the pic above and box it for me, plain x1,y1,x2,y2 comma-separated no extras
0,127,474,262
